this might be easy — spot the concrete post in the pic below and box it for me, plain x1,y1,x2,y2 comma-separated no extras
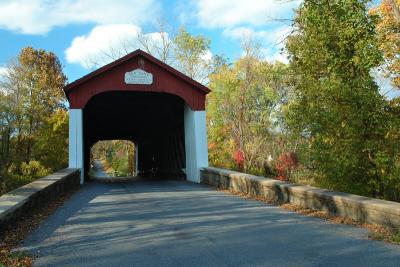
184,104,208,182
68,109,84,184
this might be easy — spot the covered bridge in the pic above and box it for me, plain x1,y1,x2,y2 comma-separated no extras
64,49,209,183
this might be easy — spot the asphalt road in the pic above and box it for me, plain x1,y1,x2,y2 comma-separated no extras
91,159,112,178
20,181,400,267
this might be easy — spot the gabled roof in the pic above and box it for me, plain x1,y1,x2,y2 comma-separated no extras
64,49,210,94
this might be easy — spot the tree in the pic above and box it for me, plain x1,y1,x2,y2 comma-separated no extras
90,140,135,177
3,47,67,163
173,27,212,83
0,91,13,172
137,19,175,65
371,0,400,90
33,109,69,171
207,40,292,175
285,0,400,199
83,24,217,84
0,47,68,194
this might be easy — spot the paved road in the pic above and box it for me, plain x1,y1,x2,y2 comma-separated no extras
20,181,400,267
92,159,112,178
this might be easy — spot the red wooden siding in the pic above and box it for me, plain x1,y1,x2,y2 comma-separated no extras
64,50,209,111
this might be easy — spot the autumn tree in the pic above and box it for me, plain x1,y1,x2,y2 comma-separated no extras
207,41,293,175
371,0,400,90
90,140,135,177
83,23,217,84
173,27,212,83
33,109,69,171
4,47,67,161
0,47,68,194
137,19,175,65
285,0,400,199
0,91,13,172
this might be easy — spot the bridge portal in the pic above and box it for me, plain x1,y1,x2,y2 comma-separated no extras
64,50,209,183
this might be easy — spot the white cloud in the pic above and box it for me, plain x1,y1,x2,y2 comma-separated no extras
194,0,300,28
65,24,174,69
0,67,9,94
223,26,292,63
65,24,141,69
201,50,213,62
223,26,291,44
0,0,160,35
193,0,299,63
0,67,8,78
262,48,289,64
223,27,269,43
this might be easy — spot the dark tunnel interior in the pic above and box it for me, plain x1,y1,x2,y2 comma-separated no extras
83,91,186,180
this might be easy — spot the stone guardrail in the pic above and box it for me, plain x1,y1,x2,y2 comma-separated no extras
201,167,400,229
0,168,80,231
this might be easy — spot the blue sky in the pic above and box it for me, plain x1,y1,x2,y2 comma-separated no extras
0,0,300,82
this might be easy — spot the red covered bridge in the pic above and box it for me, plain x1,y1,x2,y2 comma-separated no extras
64,49,210,182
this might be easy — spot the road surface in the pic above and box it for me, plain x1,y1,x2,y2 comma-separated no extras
20,181,400,266
91,159,112,178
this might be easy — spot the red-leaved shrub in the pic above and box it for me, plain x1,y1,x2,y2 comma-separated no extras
233,150,245,170
275,152,299,181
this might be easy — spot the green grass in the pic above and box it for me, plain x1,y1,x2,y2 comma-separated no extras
369,228,400,244
9,251,30,260
390,231,400,244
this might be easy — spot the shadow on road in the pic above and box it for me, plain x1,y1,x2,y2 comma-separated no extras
19,180,400,267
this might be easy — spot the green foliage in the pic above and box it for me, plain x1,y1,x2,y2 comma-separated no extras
0,92,12,170
33,109,69,171
91,140,135,177
207,0,400,202
207,44,294,176
285,0,400,200
2,160,51,194
110,156,130,177
0,47,67,195
392,231,400,244
371,0,400,90
173,27,211,82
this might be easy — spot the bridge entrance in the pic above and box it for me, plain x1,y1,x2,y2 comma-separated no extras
64,50,210,183
85,91,185,178
90,140,136,178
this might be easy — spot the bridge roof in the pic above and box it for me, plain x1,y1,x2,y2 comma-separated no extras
64,49,210,110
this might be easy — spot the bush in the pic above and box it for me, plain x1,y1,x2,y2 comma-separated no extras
275,152,299,181
1,161,51,194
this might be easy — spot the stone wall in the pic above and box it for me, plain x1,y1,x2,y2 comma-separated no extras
201,167,400,229
0,168,80,231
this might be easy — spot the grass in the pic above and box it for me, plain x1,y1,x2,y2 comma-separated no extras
369,228,400,244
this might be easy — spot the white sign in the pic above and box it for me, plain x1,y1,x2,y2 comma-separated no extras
124,69,153,85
